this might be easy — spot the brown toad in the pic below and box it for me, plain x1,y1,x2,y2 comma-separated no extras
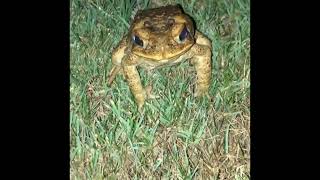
108,5,212,112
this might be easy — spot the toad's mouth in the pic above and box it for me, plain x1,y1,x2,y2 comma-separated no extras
132,43,193,61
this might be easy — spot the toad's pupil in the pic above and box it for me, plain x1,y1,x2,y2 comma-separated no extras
133,35,144,47
179,27,189,42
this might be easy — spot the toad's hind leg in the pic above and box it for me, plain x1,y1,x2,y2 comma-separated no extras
108,66,121,86
191,32,212,97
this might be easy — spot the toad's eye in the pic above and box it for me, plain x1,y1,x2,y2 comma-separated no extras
179,26,189,42
133,35,143,47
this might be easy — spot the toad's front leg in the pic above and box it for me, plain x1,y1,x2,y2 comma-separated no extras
123,64,146,112
190,32,212,97
108,37,128,86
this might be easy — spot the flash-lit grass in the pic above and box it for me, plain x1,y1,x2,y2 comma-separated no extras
70,0,250,179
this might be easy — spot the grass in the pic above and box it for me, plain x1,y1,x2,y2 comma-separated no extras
70,0,250,179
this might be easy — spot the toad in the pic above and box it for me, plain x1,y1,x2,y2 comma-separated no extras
108,5,212,112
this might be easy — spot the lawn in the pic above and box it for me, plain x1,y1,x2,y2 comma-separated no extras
70,0,250,179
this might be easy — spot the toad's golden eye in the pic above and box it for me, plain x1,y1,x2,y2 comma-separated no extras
133,35,144,47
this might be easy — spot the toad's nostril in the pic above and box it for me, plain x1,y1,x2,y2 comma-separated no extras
167,18,175,26
144,21,151,27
